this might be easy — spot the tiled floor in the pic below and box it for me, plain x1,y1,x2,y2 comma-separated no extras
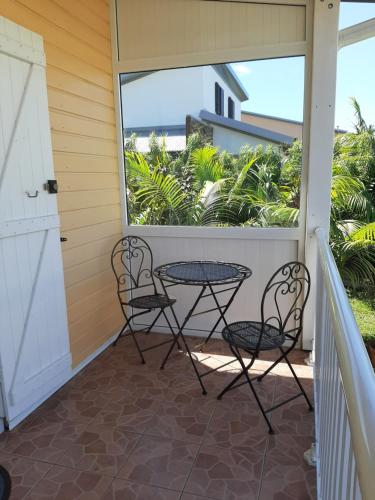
0,334,316,499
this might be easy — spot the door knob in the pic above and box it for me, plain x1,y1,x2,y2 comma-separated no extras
60,237,68,242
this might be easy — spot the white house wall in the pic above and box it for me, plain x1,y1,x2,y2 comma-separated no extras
122,67,204,129
202,66,242,120
212,125,276,154
122,65,243,131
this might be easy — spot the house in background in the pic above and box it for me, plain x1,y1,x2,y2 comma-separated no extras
121,64,295,153
241,110,347,140
242,111,305,140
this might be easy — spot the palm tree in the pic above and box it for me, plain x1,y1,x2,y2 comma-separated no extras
124,99,375,287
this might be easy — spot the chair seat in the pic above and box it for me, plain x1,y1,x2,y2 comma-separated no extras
127,294,175,310
222,321,285,351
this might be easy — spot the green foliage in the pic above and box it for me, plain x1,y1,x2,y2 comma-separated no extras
125,100,375,289
349,289,375,343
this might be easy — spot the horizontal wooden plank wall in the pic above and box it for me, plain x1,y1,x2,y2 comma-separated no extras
116,0,307,72
0,0,123,366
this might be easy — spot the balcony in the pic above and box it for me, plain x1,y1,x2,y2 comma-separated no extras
1,229,373,500
0,2,374,500
0,335,315,499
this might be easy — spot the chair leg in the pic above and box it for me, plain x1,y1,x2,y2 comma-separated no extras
114,312,146,364
233,346,274,434
145,308,163,334
283,351,314,411
256,351,286,382
113,320,129,346
216,369,244,400
217,346,254,400
162,308,182,351
128,322,146,364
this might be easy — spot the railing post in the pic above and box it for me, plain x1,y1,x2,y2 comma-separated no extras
303,0,340,349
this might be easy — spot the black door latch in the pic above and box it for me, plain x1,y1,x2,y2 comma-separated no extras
45,179,58,194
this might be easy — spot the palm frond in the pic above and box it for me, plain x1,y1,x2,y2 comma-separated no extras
350,222,375,242
126,152,188,224
190,146,224,189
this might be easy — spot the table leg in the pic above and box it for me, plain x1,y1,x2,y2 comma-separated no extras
159,284,208,395
201,281,244,348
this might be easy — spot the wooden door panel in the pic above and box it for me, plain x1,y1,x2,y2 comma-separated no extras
0,56,57,223
0,16,71,426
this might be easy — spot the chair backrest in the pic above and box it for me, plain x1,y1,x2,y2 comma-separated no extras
260,261,311,340
111,236,156,299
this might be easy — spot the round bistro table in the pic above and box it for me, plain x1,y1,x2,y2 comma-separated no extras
153,260,252,394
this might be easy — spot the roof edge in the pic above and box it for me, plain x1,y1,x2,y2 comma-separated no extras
241,110,302,126
200,110,294,145
213,65,249,102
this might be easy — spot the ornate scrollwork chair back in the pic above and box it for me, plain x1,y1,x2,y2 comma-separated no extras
259,261,311,351
218,261,313,434
111,236,178,364
111,236,157,302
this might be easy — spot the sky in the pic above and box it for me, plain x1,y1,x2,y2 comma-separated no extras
232,3,375,131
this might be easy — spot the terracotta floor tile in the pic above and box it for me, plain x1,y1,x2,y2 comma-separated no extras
145,401,215,443
274,374,314,405
0,420,85,463
180,494,216,500
0,452,51,500
185,444,263,500
267,400,315,454
93,391,160,433
211,371,276,409
160,374,219,406
117,435,199,490
103,479,180,500
275,358,313,380
32,389,103,424
26,465,112,500
1,339,316,499
203,403,269,452
55,425,140,476
259,446,316,500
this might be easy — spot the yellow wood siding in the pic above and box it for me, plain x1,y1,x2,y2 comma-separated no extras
0,0,123,366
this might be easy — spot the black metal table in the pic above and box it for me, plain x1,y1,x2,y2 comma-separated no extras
153,260,252,394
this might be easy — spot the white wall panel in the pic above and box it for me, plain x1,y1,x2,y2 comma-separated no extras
115,0,307,72
129,229,298,337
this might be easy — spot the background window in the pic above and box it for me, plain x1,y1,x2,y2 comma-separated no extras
215,82,224,115
121,57,305,228
228,97,235,118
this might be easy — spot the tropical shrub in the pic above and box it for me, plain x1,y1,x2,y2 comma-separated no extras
124,99,375,288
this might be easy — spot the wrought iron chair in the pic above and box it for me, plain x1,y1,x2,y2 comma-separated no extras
0,465,11,500
111,236,179,363
217,261,313,434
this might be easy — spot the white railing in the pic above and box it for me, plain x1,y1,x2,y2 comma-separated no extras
314,228,375,500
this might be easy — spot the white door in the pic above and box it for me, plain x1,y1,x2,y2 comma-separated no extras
0,17,71,428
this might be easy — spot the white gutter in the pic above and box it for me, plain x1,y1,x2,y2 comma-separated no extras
339,18,375,49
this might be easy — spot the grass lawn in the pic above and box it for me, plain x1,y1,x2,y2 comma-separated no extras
349,293,375,339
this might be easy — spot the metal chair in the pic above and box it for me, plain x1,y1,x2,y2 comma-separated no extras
0,465,11,500
111,236,179,363
217,261,313,434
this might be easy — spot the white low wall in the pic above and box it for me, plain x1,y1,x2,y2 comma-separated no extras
127,226,300,337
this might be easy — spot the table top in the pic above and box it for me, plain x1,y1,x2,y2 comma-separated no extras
153,260,252,286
